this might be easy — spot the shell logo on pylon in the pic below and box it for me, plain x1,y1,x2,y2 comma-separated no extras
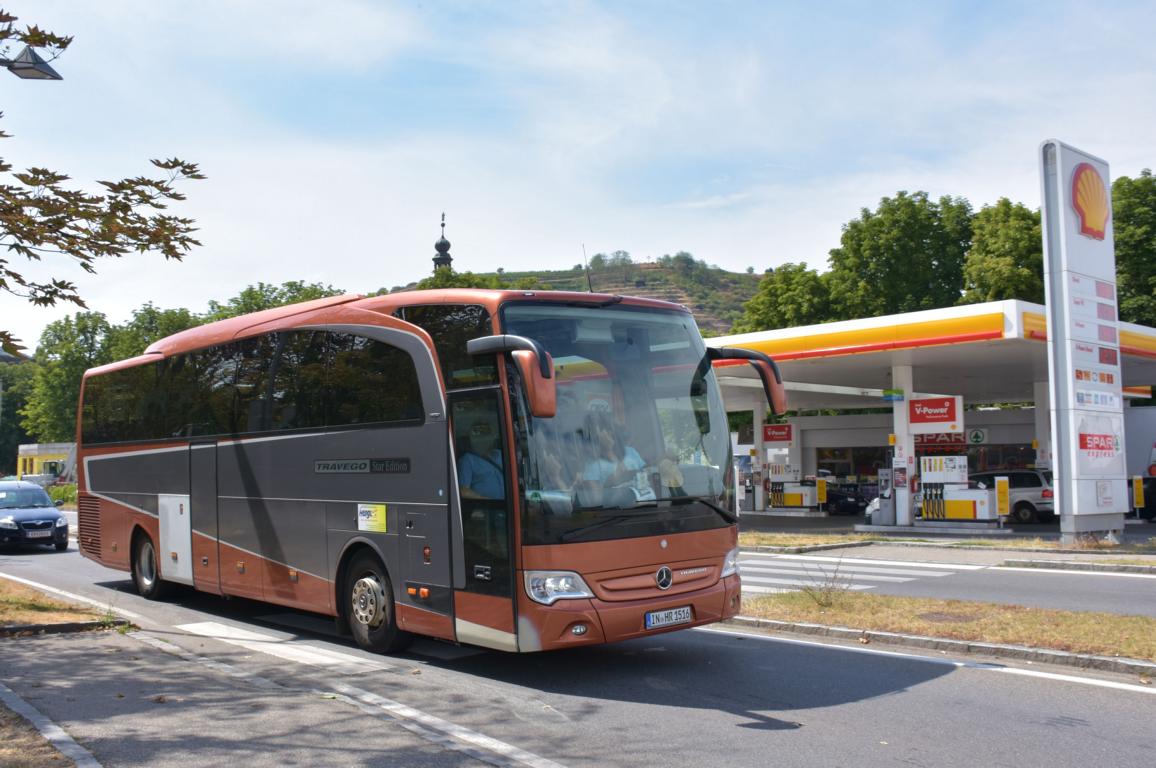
1071,162,1109,240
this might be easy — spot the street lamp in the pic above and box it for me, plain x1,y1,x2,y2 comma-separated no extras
0,45,62,80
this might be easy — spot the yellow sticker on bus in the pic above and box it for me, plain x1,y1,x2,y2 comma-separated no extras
357,503,388,533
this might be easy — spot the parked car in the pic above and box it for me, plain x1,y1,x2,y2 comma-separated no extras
970,469,1054,523
0,480,69,551
823,486,869,516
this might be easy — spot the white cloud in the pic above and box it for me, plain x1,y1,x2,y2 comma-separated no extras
3,1,1155,351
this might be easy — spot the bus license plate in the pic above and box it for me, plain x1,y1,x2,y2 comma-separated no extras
645,606,692,630
26,529,51,539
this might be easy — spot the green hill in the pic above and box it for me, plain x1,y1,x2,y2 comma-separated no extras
394,253,760,336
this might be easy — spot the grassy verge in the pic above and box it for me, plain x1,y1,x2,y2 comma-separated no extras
736,531,1156,554
738,532,892,548
743,591,1156,663
0,580,103,628
949,536,1156,553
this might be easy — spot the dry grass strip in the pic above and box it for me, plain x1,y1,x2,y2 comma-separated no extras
1,581,102,628
744,591,1156,662
0,702,74,767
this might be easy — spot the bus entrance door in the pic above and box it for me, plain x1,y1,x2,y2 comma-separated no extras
189,442,222,595
450,391,517,652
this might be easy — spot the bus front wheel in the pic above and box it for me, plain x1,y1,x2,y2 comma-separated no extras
344,550,411,654
132,531,170,600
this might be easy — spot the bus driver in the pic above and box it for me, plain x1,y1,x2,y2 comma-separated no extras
458,420,505,500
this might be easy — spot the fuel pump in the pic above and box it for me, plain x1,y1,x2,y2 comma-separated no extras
876,468,895,525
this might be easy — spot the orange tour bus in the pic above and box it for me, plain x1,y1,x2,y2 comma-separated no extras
77,290,785,653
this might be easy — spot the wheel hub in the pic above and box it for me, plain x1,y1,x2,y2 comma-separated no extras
351,575,385,628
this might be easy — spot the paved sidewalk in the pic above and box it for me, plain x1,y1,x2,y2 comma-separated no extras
0,630,485,768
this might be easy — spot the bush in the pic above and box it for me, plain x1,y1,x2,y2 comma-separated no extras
48,483,77,505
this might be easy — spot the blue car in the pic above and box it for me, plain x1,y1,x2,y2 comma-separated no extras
0,480,69,551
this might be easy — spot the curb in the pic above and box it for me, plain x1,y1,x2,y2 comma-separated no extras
1002,559,1156,574
0,619,131,638
726,616,1156,677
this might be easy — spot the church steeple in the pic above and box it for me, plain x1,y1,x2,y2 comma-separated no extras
433,213,453,271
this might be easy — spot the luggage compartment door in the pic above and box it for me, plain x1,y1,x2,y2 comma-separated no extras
158,493,194,585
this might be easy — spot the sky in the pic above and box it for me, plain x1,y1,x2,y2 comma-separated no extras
2,0,1155,351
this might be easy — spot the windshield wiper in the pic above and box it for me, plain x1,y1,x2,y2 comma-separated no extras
560,513,653,543
667,495,738,524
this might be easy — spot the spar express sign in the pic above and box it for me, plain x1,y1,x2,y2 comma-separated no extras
907,396,963,434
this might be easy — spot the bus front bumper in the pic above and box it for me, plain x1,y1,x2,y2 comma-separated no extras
518,574,742,652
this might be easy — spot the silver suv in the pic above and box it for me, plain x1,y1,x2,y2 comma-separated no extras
970,469,1054,523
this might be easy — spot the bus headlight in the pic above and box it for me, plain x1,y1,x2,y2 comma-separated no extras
720,547,740,578
524,571,594,605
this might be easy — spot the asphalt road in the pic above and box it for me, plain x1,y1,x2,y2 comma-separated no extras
2,548,1154,767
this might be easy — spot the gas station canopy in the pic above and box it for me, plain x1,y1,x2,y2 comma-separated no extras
708,299,1156,412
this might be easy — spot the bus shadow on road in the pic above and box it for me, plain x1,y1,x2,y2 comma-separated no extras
84,577,955,734
408,628,956,732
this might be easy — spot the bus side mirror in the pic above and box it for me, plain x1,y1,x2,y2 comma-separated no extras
708,347,788,415
466,335,557,418
512,350,556,418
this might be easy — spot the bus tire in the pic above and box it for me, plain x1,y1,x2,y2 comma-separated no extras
344,550,412,654
131,530,170,600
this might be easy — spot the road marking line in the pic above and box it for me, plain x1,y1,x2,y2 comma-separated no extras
0,680,103,767
176,621,391,674
991,566,1156,580
694,626,1156,696
0,571,141,619
744,553,988,570
741,576,876,589
741,565,939,582
740,560,957,577
134,630,565,768
330,682,568,768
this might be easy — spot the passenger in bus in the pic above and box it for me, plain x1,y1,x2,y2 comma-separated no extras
537,440,575,491
580,412,645,486
458,420,505,500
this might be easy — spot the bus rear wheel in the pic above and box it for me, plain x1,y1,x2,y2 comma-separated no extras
132,531,170,600
345,550,411,654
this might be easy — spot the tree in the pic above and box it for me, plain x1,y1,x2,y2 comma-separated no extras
0,360,35,473
0,9,204,354
826,191,972,319
204,281,343,322
1112,169,1156,327
608,250,633,283
20,312,111,442
104,302,200,360
413,268,500,290
958,198,1043,304
732,263,832,332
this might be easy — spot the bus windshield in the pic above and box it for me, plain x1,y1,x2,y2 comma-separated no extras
502,303,733,545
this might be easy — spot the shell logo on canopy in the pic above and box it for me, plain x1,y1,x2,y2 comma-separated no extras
1071,162,1109,240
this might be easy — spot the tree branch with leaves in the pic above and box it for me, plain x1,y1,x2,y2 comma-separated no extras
0,8,204,355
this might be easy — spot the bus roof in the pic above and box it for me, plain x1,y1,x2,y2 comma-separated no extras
135,288,691,359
